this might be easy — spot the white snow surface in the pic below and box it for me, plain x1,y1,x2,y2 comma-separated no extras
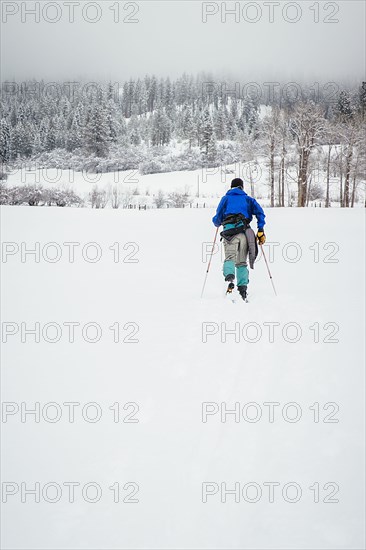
1,205,365,549
8,158,363,208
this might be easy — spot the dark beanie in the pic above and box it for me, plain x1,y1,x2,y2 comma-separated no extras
231,178,244,189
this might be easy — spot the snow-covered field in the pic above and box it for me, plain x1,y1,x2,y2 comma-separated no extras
1,205,365,549
7,158,361,208
6,163,266,203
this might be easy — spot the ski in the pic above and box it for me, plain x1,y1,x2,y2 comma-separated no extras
226,282,236,303
225,285,250,303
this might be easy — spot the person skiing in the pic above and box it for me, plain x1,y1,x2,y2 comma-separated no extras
212,178,266,301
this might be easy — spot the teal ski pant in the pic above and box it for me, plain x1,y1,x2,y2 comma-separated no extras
223,233,249,286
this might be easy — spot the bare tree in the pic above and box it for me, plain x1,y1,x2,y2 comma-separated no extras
332,146,344,206
323,121,336,208
277,110,289,207
167,187,193,208
241,136,259,198
338,118,364,207
153,190,166,208
289,102,326,207
111,186,121,209
350,128,366,207
261,107,281,207
90,185,108,208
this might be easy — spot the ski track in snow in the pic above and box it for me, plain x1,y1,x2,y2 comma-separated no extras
1,206,365,549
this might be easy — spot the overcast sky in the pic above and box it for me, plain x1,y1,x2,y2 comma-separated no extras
1,0,365,83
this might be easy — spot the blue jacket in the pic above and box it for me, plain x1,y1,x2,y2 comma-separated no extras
212,188,265,230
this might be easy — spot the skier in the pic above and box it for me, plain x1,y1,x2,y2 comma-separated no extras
212,178,266,301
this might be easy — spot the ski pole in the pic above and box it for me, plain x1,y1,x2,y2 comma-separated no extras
201,227,219,299
260,243,277,296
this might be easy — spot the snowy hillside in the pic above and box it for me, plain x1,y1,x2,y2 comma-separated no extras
1,205,365,549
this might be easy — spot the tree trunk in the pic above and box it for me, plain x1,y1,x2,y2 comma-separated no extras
344,147,353,207
301,151,310,207
351,174,357,207
325,144,332,208
306,175,312,207
297,151,303,207
249,164,255,197
270,137,275,207
286,179,292,207
298,148,309,207
281,141,285,207
339,152,344,207
351,154,359,208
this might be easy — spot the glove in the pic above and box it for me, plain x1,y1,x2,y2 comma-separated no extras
257,230,266,245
